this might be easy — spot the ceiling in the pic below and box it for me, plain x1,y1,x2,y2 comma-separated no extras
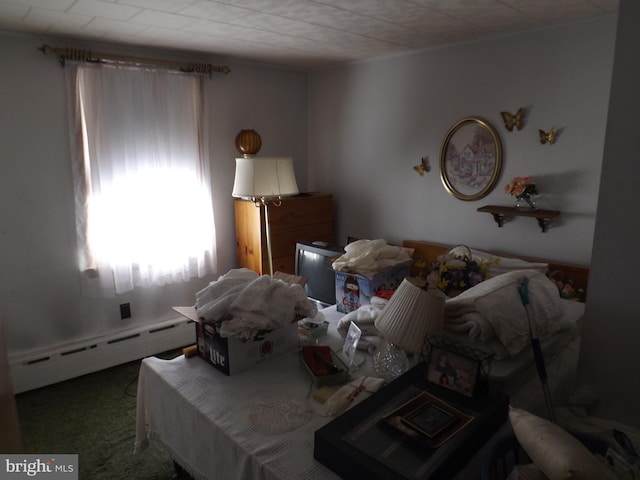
0,0,619,71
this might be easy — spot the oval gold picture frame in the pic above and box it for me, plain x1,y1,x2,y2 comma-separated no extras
440,117,502,201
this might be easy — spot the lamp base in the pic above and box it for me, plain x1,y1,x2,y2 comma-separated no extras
373,341,409,380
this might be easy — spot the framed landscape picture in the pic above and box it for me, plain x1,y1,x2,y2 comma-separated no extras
440,117,502,201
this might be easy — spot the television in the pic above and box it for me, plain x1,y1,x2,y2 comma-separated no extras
295,241,345,308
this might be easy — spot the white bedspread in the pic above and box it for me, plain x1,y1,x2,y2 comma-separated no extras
444,270,567,357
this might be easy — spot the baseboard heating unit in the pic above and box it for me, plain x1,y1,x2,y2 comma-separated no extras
9,316,194,394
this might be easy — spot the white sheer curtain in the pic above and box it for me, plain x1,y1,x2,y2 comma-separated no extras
66,64,216,295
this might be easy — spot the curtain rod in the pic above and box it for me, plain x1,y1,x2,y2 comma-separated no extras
38,44,231,77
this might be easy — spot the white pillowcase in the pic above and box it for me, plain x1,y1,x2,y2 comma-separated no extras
509,407,617,480
454,246,549,276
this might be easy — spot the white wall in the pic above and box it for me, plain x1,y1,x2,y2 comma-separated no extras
0,31,308,358
308,17,617,265
578,0,640,429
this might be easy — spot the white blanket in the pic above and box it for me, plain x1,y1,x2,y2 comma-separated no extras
195,268,260,321
223,275,315,339
444,270,566,357
331,239,411,274
195,269,317,340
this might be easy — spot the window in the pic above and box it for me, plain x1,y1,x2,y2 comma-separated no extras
66,64,216,295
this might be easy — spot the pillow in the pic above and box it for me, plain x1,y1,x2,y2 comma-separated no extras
509,407,617,480
461,246,549,276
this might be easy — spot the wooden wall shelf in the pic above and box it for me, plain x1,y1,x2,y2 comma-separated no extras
477,205,560,232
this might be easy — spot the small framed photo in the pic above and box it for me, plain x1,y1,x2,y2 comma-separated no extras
382,391,474,448
426,346,480,398
402,402,457,438
341,321,361,368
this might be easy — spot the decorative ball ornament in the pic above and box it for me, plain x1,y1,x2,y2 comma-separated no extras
235,129,262,157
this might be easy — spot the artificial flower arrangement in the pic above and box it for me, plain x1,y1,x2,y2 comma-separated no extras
505,176,538,199
549,271,585,302
425,246,496,297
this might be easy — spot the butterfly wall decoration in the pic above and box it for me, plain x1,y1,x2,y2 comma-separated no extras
539,128,557,145
413,157,430,176
500,108,524,132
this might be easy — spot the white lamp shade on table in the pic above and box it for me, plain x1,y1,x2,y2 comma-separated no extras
374,279,446,354
373,278,446,379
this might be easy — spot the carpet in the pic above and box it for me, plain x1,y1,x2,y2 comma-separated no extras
15,351,187,479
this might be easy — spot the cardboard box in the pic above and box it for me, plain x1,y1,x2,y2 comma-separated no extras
335,261,411,313
173,306,299,375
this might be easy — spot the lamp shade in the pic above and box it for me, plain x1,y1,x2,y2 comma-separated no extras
374,279,446,353
232,157,299,200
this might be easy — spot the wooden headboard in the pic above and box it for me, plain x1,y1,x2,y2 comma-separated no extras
402,239,590,301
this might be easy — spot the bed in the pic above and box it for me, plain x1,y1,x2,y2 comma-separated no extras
400,239,589,416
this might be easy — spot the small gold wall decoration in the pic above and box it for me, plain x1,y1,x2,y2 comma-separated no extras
539,128,557,145
413,157,430,176
500,108,524,132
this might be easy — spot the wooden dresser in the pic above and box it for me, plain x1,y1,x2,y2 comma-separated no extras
234,192,334,275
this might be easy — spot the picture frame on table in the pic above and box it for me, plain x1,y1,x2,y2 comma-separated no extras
440,117,502,201
403,401,457,438
381,390,474,449
426,345,481,398
341,321,361,368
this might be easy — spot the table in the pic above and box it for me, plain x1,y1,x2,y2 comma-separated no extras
135,350,344,479
134,307,502,479
135,307,355,480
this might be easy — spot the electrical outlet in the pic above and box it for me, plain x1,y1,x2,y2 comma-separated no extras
120,303,131,319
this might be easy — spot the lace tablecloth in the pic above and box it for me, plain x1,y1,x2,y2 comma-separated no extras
135,308,350,480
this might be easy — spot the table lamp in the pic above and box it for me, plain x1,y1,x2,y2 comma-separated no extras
373,278,446,379
232,156,299,276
